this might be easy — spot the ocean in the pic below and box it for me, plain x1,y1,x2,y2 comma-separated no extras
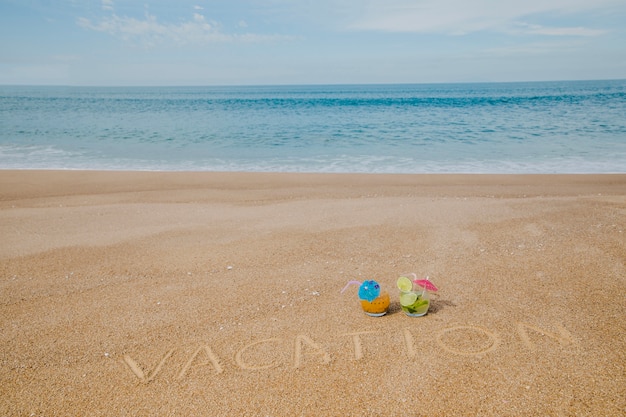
1,80,625,173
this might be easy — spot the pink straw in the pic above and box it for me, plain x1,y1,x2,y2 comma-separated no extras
341,280,361,294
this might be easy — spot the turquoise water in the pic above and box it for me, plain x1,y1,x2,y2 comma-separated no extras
1,80,625,173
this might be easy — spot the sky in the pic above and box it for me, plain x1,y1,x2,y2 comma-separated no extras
1,0,625,86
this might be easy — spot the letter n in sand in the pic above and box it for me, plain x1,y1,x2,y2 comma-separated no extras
517,322,578,351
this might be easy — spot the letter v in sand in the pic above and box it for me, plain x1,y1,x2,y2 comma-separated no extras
123,349,175,383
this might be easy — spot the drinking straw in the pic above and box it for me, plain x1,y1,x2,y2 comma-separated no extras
341,280,361,294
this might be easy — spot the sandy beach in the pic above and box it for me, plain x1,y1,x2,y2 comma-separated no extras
1,170,624,416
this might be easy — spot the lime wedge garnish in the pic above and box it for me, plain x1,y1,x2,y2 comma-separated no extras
399,292,418,307
396,276,413,292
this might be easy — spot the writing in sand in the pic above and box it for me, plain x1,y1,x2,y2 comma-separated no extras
121,321,578,383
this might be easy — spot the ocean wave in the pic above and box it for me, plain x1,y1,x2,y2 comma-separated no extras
2,81,625,174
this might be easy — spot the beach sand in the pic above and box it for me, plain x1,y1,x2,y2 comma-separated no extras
1,170,624,416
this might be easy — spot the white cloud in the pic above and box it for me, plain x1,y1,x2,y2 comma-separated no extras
512,23,606,37
77,12,293,45
101,0,114,12
347,0,619,36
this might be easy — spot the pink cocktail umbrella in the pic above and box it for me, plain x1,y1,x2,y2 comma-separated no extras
407,273,439,292
414,278,438,292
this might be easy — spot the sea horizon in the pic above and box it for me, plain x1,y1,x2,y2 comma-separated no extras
2,76,625,88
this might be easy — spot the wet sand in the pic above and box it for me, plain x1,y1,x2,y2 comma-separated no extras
1,170,625,416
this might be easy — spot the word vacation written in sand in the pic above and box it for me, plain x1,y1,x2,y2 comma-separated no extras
121,321,578,383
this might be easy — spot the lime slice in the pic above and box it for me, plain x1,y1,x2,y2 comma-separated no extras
396,276,413,292
399,292,418,307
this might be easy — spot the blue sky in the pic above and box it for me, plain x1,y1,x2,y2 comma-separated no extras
1,0,625,86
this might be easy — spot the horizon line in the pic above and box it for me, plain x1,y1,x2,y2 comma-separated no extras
1,77,625,89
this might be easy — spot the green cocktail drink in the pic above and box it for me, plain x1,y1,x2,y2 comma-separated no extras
399,290,430,316
397,275,435,317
